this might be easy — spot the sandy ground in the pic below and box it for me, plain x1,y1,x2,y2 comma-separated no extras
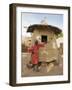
21,53,63,77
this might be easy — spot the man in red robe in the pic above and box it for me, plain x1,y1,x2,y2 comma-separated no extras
27,40,45,72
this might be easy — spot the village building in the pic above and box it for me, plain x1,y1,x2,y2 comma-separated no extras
22,37,32,52
22,37,32,47
27,22,62,62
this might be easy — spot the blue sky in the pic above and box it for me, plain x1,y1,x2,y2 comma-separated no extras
22,12,63,37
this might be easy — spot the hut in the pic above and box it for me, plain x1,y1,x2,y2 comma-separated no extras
27,24,62,63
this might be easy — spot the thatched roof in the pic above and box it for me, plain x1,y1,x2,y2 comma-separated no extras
27,24,62,34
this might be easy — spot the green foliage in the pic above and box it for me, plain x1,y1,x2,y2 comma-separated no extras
56,32,63,38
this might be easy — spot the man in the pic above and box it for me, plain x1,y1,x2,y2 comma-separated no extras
27,40,46,72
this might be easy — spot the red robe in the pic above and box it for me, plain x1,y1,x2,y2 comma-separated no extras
28,43,45,64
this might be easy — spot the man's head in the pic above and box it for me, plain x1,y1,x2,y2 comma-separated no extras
35,40,38,45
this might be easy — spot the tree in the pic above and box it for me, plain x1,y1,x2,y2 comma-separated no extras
56,32,63,38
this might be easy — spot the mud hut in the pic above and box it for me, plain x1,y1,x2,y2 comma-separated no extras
27,24,62,62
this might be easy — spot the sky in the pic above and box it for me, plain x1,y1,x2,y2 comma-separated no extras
22,12,63,37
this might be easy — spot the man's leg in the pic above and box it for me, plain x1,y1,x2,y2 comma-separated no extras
33,64,39,72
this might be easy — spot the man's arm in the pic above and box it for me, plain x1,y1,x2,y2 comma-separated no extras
38,42,46,47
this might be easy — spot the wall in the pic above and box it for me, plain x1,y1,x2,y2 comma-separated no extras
0,0,72,90
32,28,53,42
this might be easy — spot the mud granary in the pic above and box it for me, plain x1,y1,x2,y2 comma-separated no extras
27,24,62,62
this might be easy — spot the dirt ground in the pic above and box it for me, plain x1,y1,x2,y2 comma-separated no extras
21,53,63,77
